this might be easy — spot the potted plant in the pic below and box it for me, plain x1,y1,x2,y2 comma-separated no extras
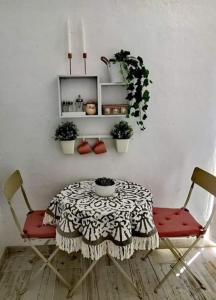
111,120,133,153
55,121,78,154
95,177,116,197
103,50,152,131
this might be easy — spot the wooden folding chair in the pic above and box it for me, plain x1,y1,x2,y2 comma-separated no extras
3,170,71,295
146,167,216,293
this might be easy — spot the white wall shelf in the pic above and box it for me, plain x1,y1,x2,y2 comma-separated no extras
57,75,128,118
78,135,112,139
100,82,126,86
61,114,127,119
58,75,100,118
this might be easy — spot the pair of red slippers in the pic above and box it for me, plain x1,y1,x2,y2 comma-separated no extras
78,140,107,154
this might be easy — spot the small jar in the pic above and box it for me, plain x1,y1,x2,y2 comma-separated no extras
112,107,120,115
104,106,111,115
120,106,128,115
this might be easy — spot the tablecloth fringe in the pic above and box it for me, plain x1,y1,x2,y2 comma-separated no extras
56,231,159,261
43,212,56,225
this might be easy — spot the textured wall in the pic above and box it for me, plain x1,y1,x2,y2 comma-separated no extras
0,0,216,246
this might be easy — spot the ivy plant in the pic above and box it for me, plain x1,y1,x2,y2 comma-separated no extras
109,50,152,131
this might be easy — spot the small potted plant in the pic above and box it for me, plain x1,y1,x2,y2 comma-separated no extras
95,177,116,197
55,121,78,154
111,120,133,153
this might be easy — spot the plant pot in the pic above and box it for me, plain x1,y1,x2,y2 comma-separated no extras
95,183,116,197
60,140,75,154
115,139,130,153
108,62,124,83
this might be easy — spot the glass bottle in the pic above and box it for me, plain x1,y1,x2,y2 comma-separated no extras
69,101,74,112
75,95,84,112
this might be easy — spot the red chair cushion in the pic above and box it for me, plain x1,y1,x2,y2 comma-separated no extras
23,210,56,239
153,207,205,238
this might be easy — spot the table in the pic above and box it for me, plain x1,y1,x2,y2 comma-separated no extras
44,179,159,298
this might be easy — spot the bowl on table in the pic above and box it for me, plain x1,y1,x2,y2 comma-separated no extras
95,177,116,197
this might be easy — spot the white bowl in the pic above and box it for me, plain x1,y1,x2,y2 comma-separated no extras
95,183,116,197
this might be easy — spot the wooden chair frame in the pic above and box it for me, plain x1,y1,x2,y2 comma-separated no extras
2,170,71,296
144,167,216,293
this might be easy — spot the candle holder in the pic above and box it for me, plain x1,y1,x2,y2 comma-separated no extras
68,53,72,75
83,53,87,74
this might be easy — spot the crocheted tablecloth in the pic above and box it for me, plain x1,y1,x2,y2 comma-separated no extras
44,180,159,260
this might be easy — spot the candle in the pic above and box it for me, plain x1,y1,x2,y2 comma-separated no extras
67,17,72,53
81,19,87,53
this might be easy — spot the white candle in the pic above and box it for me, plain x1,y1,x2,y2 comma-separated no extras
67,17,72,53
81,19,87,53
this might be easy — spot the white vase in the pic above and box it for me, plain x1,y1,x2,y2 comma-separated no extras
95,183,116,197
115,139,130,153
60,140,75,155
108,62,124,83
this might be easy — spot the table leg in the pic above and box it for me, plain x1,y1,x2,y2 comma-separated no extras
108,254,143,299
67,259,99,298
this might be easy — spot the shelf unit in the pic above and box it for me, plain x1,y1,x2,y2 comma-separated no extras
57,75,127,118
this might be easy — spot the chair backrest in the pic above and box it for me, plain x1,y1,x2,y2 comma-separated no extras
3,170,33,235
184,167,216,230
192,167,216,197
3,170,23,201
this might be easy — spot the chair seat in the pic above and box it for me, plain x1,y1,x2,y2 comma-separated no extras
23,210,56,238
153,207,205,238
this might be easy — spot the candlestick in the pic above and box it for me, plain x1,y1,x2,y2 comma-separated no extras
83,53,87,74
68,53,72,75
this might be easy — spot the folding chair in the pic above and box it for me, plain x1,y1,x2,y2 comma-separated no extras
148,167,216,292
3,170,71,295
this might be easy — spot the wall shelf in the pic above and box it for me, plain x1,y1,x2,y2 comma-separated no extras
58,75,99,118
56,75,131,145
78,135,112,139
57,75,128,119
61,114,127,119
100,82,126,86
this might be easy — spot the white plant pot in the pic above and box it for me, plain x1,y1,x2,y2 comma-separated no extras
95,183,116,197
115,139,130,153
60,140,75,155
108,62,124,83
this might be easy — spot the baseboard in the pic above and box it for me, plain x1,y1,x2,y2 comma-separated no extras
0,248,8,269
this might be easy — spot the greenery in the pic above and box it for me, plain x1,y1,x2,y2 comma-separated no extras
109,50,152,131
55,121,78,141
111,120,133,139
95,177,115,186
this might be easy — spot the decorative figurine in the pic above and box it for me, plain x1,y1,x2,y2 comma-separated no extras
85,101,97,115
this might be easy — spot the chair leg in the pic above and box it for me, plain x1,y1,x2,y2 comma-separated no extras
67,259,99,298
154,236,204,293
108,254,143,299
29,239,51,264
18,245,71,296
141,249,153,261
164,239,205,289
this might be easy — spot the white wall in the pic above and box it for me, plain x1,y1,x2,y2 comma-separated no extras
0,0,216,246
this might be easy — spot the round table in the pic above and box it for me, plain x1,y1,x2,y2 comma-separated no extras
44,179,159,260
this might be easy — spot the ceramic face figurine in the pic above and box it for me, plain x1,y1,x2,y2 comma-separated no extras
85,101,97,115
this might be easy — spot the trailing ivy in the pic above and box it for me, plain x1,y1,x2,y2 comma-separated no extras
110,50,152,131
